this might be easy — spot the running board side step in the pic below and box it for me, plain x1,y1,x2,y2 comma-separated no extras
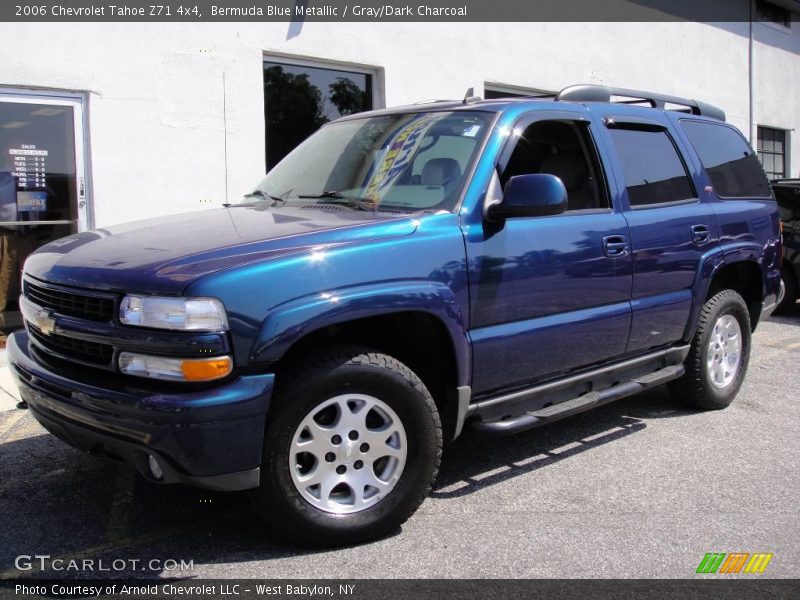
470,364,684,436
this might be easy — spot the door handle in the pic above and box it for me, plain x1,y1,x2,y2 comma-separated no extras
691,224,711,244
603,235,628,258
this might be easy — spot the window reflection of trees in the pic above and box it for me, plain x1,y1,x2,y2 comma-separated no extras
264,64,371,171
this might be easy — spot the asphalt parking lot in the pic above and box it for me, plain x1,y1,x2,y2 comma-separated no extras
1,308,798,581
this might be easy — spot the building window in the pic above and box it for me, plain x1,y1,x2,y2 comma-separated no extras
263,59,375,170
755,0,791,27
757,126,787,180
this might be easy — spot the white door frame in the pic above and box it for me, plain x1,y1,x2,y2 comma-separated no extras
0,88,92,232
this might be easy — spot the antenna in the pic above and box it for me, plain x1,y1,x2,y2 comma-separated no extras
462,87,482,104
222,71,230,206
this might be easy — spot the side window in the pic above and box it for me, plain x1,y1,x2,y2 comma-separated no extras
607,128,695,207
681,120,773,198
500,120,608,211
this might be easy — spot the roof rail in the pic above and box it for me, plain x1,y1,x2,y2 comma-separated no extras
412,99,457,105
556,84,726,122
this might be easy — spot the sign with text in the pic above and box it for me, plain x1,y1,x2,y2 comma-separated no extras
2,0,776,23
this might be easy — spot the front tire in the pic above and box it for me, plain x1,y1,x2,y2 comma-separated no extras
256,345,441,547
669,289,751,411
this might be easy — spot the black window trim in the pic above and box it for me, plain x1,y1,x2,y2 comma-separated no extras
629,196,700,211
679,118,774,201
603,114,667,132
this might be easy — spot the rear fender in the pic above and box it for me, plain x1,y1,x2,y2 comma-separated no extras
684,242,772,340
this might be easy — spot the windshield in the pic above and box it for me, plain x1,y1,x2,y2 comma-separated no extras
249,111,492,213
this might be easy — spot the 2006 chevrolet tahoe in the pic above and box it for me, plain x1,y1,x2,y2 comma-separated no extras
8,84,783,546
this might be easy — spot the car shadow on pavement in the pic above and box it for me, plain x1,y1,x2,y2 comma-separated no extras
432,384,694,499
0,415,309,579
0,385,698,578
769,302,800,322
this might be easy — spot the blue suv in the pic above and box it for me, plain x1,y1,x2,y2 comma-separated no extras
8,85,783,546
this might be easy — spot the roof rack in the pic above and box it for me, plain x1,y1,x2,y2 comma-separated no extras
556,84,726,122
412,99,457,105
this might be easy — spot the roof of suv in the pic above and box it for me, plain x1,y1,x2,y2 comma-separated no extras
334,84,727,124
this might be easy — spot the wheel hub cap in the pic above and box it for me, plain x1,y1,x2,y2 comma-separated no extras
289,393,408,514
339,440,358,464
706,314,742,389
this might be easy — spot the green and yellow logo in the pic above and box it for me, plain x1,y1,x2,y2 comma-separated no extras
696,552,773,574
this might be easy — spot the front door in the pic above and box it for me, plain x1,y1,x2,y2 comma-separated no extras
465,113,633,398
0,92,89,337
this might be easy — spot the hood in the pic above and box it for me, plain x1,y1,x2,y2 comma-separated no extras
24,204,418,294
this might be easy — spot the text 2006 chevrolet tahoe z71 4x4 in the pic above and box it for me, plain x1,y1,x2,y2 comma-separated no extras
8,85,783,546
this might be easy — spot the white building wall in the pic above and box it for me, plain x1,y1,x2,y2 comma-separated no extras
0,21,797,228
754,21,800,176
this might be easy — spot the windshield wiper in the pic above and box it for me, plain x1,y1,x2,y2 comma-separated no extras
298,191,376,212
243,189,287,204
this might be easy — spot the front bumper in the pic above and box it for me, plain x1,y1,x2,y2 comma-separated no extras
7,330,274,491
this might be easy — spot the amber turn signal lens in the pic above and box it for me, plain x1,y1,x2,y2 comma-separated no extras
180,357,233,381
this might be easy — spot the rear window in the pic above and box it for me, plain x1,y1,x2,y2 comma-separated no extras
681,121,772,198
608,128,695,207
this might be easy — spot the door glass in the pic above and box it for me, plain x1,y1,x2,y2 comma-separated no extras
0,97,82,343
608,128,696,206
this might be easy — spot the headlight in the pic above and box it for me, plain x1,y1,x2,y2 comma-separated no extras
119,295,228,331
119,352,233,382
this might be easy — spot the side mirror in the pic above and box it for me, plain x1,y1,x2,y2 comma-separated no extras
486,173,568,221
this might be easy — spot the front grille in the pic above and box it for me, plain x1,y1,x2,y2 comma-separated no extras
24,280,115,322
29,326,114,367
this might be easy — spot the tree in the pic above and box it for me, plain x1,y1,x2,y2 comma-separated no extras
329,77,368,116
264,65,328,170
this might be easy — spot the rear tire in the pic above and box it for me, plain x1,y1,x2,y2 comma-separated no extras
669,290,751,411
255,344,441,547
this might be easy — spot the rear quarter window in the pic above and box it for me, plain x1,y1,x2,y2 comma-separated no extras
681,120,772,199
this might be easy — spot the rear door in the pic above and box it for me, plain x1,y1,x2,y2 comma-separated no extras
593,109,717,353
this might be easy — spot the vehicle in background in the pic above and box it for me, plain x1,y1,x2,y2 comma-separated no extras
773,179,800,313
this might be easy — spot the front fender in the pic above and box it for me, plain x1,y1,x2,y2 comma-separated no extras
249,280,471,386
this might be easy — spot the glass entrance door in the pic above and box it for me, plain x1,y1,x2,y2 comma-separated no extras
0,92,89,341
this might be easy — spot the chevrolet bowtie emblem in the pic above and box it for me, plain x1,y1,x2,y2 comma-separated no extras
34,309,56,336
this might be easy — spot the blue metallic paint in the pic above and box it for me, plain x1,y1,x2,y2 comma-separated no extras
7,99,782,485
23,206,419,294
247,280,471,387
184,212,471,373
461,107,632,395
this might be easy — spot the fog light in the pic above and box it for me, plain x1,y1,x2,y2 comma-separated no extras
118,352,233,382
148,455,164,480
